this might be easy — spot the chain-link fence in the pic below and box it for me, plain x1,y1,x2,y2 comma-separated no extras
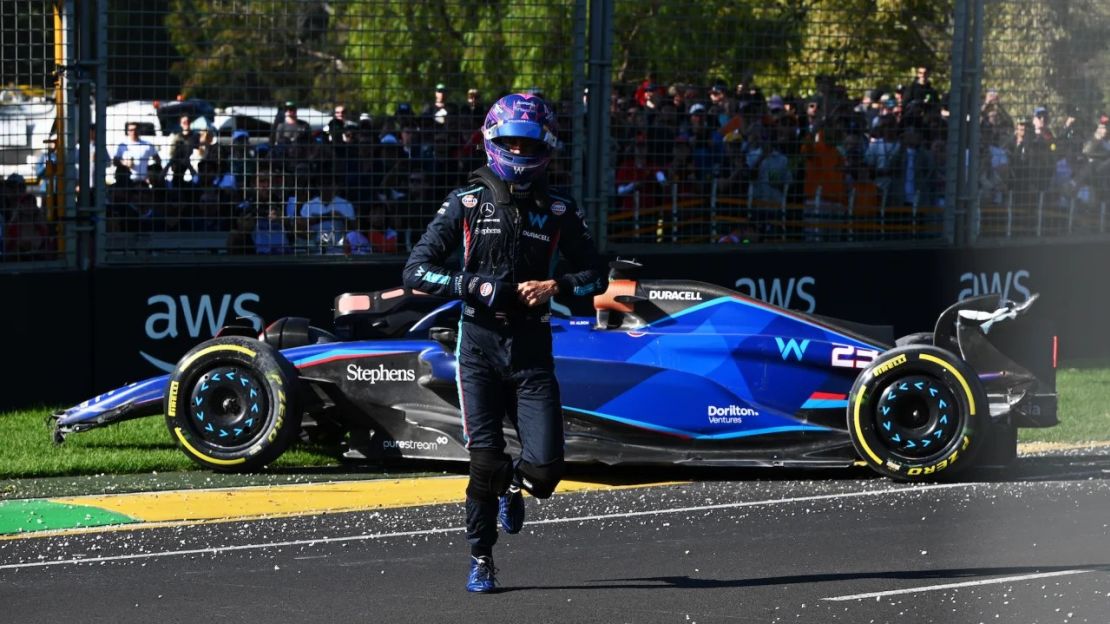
1,0,74,266
3,0,1109,268
973,0,1110,240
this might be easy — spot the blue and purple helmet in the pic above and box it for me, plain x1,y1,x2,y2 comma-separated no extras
482,93,559,184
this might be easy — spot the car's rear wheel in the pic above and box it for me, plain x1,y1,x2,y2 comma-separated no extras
847,345,987,481
165,336,301,472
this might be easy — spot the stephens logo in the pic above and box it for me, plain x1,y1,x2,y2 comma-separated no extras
346,363,417,383
648,290,703,301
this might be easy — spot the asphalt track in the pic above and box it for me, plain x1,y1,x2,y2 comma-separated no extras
1,451,1108,624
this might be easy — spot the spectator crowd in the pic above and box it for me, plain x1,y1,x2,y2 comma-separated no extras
4,70,1109,261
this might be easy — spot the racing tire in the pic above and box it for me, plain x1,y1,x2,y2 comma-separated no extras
164,336,302,472
847,345,987,482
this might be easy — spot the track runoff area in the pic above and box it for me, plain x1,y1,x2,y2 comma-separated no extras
1,454,1108,624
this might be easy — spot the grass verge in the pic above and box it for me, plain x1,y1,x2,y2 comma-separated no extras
1,367,1107,481
0,408,339,479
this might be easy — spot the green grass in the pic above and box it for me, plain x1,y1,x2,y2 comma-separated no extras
0,408,339,479
1,366,1107,479
1018,366,1110,444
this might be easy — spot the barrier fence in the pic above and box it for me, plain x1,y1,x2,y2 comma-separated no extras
1,0,1109,267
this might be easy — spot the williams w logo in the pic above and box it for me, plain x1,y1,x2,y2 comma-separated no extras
775,337,810,360
528,213,549,228
513,166,527,175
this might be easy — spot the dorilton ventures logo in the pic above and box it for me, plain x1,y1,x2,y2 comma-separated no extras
141,293,262,373
346,363,417,383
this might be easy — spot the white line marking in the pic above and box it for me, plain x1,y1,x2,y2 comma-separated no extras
0,482,976,571
823,569,1098,601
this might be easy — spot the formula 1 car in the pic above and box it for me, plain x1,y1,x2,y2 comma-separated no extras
53,261,1057,481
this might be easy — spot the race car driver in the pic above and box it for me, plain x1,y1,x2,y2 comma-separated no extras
402,92,605,593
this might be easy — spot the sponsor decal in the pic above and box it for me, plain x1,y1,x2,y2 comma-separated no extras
461,194,478,208
166,381,179,417
478,227,501,235
707,405,759,424
550,201,567,216
422,271,450,285
522,230,551,242
958,269,1031,302
648,290,703,301
437,201,449,215
528,212,549,228
479,282,494,298
382,439,440,451
870,353,908,378
346,363,417,383
141,293,262,373
774,337,810,360
512,165,526,175
734,276,817,312
831,345,880,369
481,202,495,217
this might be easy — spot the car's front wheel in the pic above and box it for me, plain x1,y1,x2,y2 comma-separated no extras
164,336,302,472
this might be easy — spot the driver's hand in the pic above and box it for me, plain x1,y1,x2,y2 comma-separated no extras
517,280,559,307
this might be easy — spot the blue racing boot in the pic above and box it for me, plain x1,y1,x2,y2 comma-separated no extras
498,485,525,534
466,555,498,593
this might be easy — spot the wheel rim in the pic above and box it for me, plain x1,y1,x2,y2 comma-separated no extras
873,374,959,459
187,366,268,448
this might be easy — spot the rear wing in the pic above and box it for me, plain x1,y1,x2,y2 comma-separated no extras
934,294,1056,428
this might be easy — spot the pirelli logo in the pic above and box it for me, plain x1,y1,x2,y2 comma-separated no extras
167,381,179,417
870,354,908,378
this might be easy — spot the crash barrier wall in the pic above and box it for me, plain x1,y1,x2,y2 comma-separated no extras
4,1,1110,268
0,241,1104,411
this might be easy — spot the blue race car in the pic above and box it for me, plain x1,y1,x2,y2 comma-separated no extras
53,261,1057,481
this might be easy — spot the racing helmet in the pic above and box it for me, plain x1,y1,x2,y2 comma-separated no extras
482,93,559,184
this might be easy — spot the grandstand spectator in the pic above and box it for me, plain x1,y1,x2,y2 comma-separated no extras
865,117,901,204
4,191,50,260
252,203,291,255
326,103,349,144
890,127,936,208
1081,115,1110,203
1032,106,1056,146
272,101,312,145
980,88,1014,133
460,88,484,128
1009,118,1055,210
422,83,457,124
112,122,161,185
615,131,662,216
801,128,847,205
168,114,199,185
707,78,733,117
300,178,355,254
904,65,939,112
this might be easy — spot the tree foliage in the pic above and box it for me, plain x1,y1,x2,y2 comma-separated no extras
157,0,1110,119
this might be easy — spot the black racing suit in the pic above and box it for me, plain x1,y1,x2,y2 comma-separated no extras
402,166,604,557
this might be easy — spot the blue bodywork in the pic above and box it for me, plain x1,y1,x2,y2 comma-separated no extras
56,285,888,461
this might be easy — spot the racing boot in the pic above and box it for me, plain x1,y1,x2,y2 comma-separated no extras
466,555,498,593
498,485,525,534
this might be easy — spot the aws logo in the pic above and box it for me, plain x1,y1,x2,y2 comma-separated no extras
735,276,817,312
141,293,262,372
958,269,1031,302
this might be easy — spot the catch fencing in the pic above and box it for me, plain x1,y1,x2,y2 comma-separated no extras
1,0,1108,268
